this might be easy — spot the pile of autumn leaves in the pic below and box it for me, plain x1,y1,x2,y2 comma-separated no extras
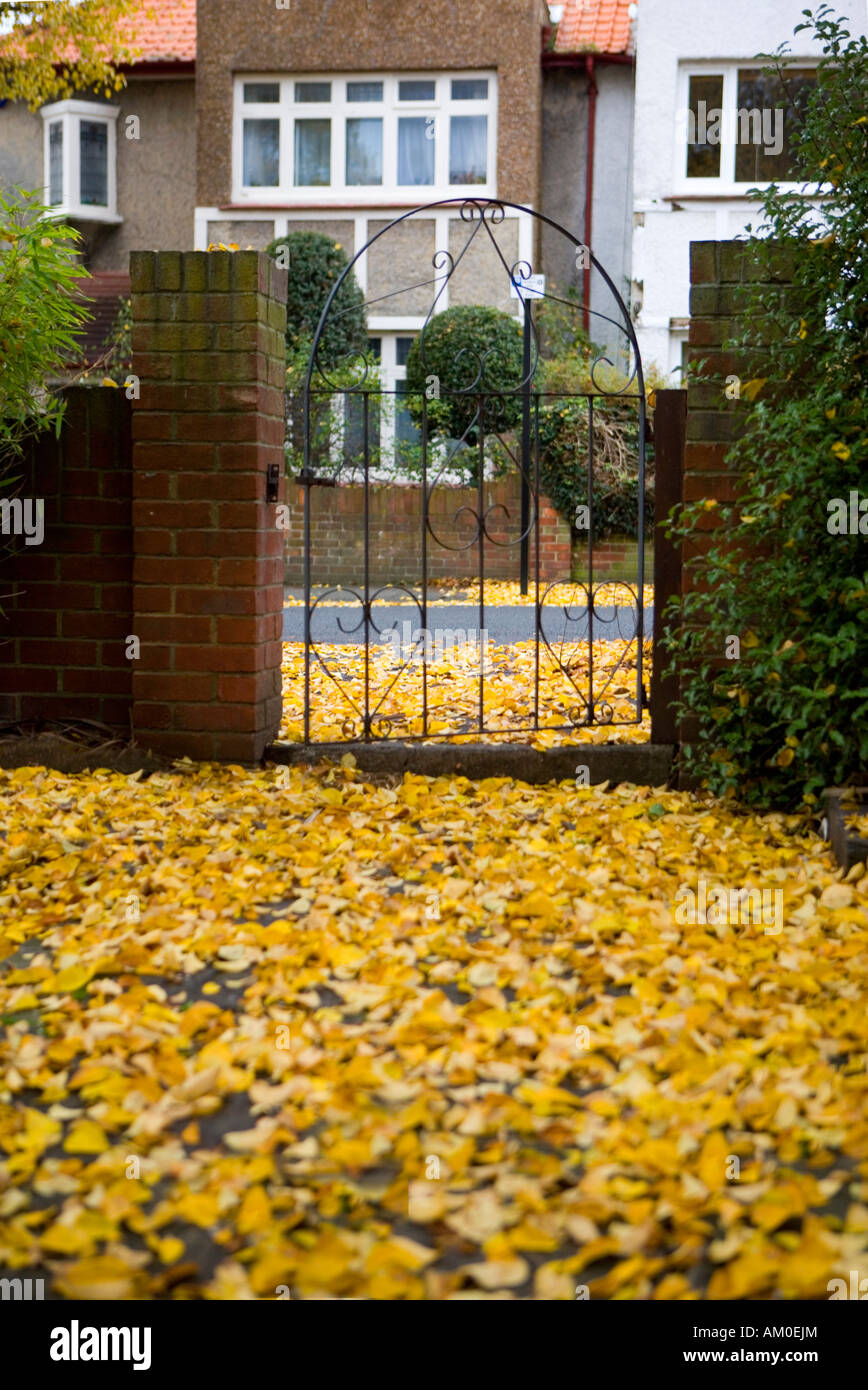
280,579,653,747
0,761,867,1300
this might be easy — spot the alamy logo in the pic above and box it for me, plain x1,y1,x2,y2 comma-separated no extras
384,621,493,673
0,497,44,546
50,1320,152,1371
674,878,782,934
827,491,868,535
681,102,784,157
0,1275,44,1299
828,1271,868,1299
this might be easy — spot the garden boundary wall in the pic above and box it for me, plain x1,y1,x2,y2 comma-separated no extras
283,477,571,587
0,241,772,765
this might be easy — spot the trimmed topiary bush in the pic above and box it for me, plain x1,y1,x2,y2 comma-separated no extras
265,230,367,372
404,305,527,442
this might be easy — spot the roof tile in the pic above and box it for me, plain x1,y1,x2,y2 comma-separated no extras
123,0,196,65
554,0,635,55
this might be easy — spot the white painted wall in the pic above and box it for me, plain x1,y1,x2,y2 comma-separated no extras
631,0,868,378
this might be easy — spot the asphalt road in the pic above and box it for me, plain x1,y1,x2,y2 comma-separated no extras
283,602,654,645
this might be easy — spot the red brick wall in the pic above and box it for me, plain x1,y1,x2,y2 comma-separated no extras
582,537,653,581
0,388,133,727
684,240,794,594
675,240,794,759
130,250,288,761
283,476,572,586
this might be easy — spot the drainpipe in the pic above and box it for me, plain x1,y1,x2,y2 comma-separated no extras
584,54,597,335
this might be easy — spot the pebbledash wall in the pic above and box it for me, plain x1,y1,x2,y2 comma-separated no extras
283,478,571,587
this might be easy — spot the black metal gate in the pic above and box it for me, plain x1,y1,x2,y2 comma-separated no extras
296,197,647,745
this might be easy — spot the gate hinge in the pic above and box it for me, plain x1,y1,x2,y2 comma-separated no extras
266,462,281,503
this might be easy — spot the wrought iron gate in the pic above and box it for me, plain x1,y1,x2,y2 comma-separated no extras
296,198,647,745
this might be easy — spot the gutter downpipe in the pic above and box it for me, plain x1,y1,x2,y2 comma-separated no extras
584,54,597,334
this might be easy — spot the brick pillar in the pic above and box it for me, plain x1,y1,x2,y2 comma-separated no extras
679,239,794,768
684,240,794,592
130,250,287,761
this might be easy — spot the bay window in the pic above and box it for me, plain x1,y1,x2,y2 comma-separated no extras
41,100,120,222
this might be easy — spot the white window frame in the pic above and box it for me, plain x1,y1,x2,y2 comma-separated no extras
378,331,419,461
41,99,121,223
674,62,826,198
232,72,497,204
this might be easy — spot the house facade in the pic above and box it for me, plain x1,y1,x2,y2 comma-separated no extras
631,0,868,376
0,0,642,375
193,0,549,413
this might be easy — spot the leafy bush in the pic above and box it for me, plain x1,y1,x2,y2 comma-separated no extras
537,392,655,541
0,0,138,108
404,305,527,443
103,294,132,380
666,5,868,809
265,231,367,375
0,187,87,476
534,283,592,365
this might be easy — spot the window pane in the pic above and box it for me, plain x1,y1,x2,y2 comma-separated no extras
295,118,331,185
344,394,380,467
395,381,420,449
367,337,382,360
295,82,331,103
243,119,280,186
395,336,414,366
244,82,279,103
398,117,434,184
450,114,487,184
686,75,723,178
346,117,382,185
347,81,383,102
735,68,815,182
79,120,108,206
452,78,488,100
49,121,63,205
399,80,435,101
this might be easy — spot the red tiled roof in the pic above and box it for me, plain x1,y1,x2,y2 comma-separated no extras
123,0,196,65
0,0,196,68
554,0,635,55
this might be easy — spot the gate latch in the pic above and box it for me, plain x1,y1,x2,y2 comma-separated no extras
266,462,281,503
